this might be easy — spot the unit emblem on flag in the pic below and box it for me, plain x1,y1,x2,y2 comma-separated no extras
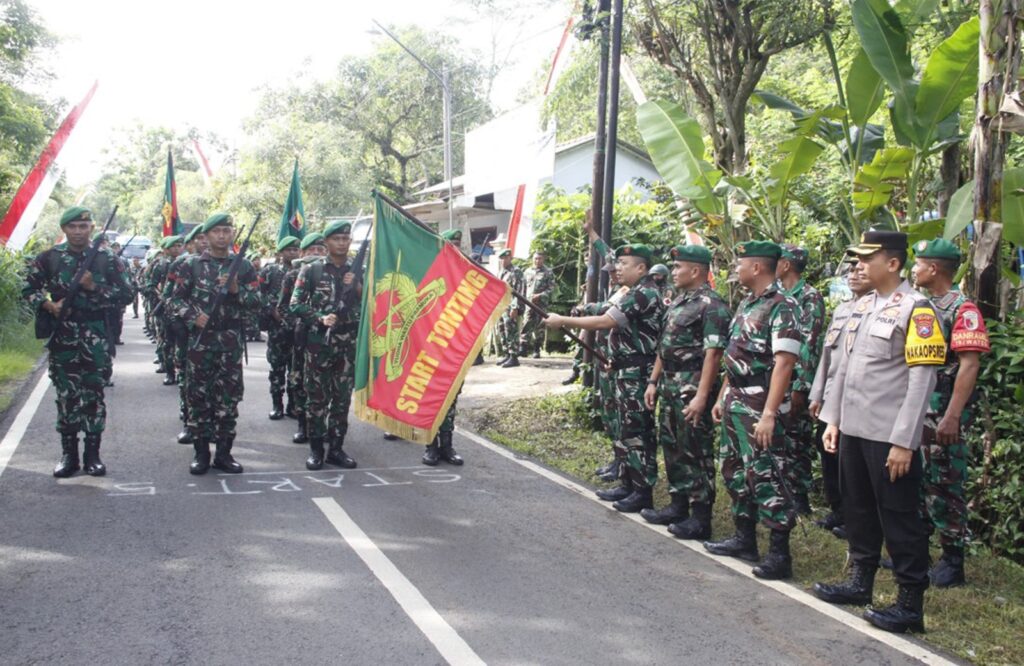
371,262,448,382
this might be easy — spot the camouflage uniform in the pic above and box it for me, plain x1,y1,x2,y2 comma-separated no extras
23,243,131,437
168,251,260,445
780,278,826,499
655,284,731,505
720,283,802,531
498,263,525,359
280,256,319,441
518,264,555,356
146,254,173,370
289,260,359,444
921,289,989,550
260,261,292,403
162,253,193,422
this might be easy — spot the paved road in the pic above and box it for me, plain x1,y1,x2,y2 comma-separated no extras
0,317,941,665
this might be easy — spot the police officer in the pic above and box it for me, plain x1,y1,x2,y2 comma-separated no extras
642,245,731,538
282,233,326,443
911,238,990,588
545,243,664,513
496,248,525,367
704,241,802,580
518,251,555,359
262,236,301,420
290,221,359,470
814,231,946,633
168,213,260,475
23,207,132,477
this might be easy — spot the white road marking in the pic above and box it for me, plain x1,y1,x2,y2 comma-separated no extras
457,427,958,666
312,497,486,666
0,373,50,481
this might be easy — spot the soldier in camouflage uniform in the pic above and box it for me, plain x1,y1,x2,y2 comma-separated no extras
705,241,802,581
130,257,143,318
776,243,826,514
496,249,525,367
164,225,208,444
23,207,132,477
147,235,183,377
246,254,264,342
911,238,990,588
262,236,301,420
281,233,326,443
546,241,664,513
517,251,555,360
641,245,731,539
169,213,260,475
290,221,360,470
648,263,675,305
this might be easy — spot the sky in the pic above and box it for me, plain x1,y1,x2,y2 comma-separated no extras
27,0,569,186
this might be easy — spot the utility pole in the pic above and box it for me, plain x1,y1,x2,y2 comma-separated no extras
600,0,624,296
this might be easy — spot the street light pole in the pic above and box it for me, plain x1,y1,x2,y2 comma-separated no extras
371,20,455,231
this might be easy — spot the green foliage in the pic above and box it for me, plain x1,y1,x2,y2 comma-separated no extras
944,170,1024,247
0,248,31,348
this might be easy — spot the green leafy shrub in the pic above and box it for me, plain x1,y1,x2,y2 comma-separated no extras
0,249,32,348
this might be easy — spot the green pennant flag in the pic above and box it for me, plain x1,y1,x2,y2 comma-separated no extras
278,159,306,241
354,192,510,444
161,149,184,237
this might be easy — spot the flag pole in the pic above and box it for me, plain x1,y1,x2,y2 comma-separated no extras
372,189,609,365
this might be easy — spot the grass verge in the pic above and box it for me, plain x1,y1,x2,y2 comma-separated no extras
470,389,1024,666
0,321,44,413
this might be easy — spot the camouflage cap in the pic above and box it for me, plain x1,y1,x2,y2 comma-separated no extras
735,240,781,259
323,220,352,238
200,212,233,234
160,235,183,249
669,244,713,265
615,243,653,263
440,228,463,242
914,238,961,263
299,232,325,250
59,206,93,227
276,236,301,252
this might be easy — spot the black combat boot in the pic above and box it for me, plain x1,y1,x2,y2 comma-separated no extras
863,585,926,634
613,487,654,513
752,529,792,580
177,425,195,444
703,517,760,562
306,437,325,470
595,476,633,502
438,431,463,465
422,440,441,466
53,431,81,478
561,369,580,385
162,367,177,385
81,433,106,477
268,392,284,420
285,390,298,419
292,415,309,444
812,563,876,605
213,438,243,473
595,458,619,480
325,431,357,469
190,439,212,475
640,493,689,525
929,545,966,588
794,493,812,516
815,510,844,531
495,355,509,366
501,355,520,368
668,501,713,540
532,350,541,359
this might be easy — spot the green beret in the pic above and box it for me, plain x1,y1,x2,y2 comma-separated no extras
323,220,352,238
299,233,325,250
160,235,183,249
184,225,205,244
914,238,961,263
615,243,653,264
780,243,808,264
736,240,781,260
200,212,233,234
277,236,300,252
440,229,463,242
669,244,712,265
59,207,93,227
498,249,512,258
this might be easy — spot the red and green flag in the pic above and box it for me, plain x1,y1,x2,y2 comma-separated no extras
278,159,306,241
161,149,184,237
354,193,510,444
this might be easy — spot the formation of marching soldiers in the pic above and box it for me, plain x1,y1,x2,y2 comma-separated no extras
24,205,988,635
540,215,988,635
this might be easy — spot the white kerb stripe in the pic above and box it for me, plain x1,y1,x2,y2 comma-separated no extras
0,372,50,480
312,497,486,666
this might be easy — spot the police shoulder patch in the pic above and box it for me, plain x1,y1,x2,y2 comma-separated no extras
905,304,946,366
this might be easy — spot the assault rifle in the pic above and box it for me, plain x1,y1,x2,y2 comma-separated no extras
38,206,118,348
335,222,373,324
190,214,261,363
766,449,807,537
116,234,136,257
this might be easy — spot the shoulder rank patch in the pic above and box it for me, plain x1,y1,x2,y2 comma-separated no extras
950,302,991,353
905,305,947,366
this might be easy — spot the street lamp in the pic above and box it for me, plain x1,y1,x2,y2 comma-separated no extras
370,20,454,231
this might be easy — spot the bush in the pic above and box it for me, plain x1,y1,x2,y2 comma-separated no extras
0,248,32,348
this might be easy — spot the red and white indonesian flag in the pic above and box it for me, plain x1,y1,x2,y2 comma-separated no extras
0,81,99,251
